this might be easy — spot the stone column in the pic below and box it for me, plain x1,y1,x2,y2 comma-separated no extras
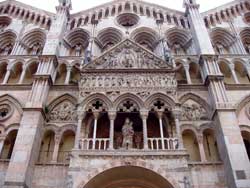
18,65,27,84
172,108,183,149
183,64,192,84
51,134,60,163
157,111,165,149
140,110,149,150
92,111,99,150
0,136,5,156
65,65,72,85
197,134,207,162
2,68,11,85
229,64,239,84
108,111,116,150
74,111,85,149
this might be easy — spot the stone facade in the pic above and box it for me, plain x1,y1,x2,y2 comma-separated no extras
0,0,249,187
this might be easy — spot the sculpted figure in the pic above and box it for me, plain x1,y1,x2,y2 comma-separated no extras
122,118,134,149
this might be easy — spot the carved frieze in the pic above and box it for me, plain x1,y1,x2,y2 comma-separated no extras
49,101,77,122
181,100,207,121
85,39,172,70
79,73,177,101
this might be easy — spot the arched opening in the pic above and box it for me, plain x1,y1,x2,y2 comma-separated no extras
58,130,75,163
8,62,22,84
166,28,192,55
70,66,80,85
22,62,38,84
21,29,46,55
203,129,220,161
64,28,90,56
176,62,187,84
38,130,55,163
218,61,234,84
189,62,202,84
235,61,250,84
211,28,235,54
0,129,17,159
83,166,174,188
241,131,250,160
131,27,159,51
97,28,123,51
0,62,7,83
240,28,250,53
0,30,16,56
88,112,110,149
182,129,201,161
114,100,142,150
55,64,67,85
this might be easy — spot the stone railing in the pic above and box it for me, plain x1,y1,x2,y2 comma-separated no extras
79,137,179,151
148,138,178,150
80,138,110,150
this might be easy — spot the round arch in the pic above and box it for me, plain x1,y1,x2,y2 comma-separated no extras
78,165,179,188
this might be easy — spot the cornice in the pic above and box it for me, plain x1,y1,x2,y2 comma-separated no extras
1,0,55,17
71,0,185,18
201,0,246,17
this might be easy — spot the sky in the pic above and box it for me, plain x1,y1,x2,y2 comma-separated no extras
0,0,233,13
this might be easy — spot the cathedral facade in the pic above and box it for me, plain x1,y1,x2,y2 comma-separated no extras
0,0,250,187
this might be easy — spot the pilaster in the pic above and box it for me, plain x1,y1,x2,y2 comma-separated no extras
3,1,71,187
184,1,250,187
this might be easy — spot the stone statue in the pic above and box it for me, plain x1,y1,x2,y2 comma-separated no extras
122,118,134,149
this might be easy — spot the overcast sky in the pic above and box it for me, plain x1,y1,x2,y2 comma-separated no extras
1,0,233,13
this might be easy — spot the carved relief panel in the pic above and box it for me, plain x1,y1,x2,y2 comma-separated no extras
48,100,77,122
79,73,177,101
181,99,208,121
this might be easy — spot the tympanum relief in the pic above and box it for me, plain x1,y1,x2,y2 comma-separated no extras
85,39,172,70
49,100,77,122
181,100,207,121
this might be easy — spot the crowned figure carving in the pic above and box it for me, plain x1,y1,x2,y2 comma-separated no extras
122,118,134,149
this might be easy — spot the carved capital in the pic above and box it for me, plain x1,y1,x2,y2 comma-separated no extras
140,110,149,119
93,111,100,119
0,136,5,142
172,108,182,119
108,111,117,120
197,134,203,144
54,133,61,145
156,110,164,119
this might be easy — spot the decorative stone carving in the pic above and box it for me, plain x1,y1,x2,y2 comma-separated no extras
49,101,76,122
181,100,207,121
0,103,12,121
85,39,172,69
122,118,134,150
79,73,177,102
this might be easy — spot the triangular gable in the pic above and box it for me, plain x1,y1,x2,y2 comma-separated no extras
85,38,173,70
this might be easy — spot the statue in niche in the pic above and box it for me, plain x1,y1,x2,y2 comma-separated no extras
122,118,134,149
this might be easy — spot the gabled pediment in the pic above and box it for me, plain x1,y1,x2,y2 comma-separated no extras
85,38,173,70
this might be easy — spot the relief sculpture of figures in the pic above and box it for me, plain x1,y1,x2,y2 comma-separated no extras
122,118,134,149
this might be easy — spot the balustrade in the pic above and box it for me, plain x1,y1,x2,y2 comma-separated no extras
79,137,179,151
80,138,110,150
148,138,179,150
